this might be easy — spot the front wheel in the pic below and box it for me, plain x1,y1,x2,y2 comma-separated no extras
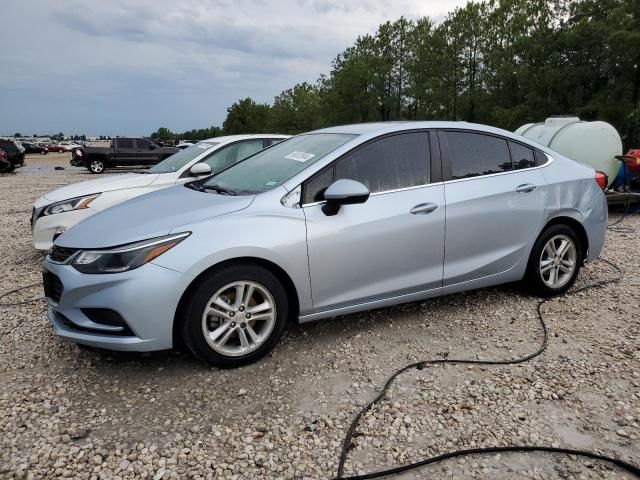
181,264,289,367
525,224,582,297
88,160,105,174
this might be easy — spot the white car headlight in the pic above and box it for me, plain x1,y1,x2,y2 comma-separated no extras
72,232,190,274
43,194,100,216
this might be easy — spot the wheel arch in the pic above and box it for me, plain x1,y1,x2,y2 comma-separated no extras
540,216,589,260
172,256,300,348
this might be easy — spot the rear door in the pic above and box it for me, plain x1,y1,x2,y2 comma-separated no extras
439,130,546,286
303,131,445,312
114,138,137,165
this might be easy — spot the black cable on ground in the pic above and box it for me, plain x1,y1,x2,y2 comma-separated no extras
0,282,44,307
334,257,640,479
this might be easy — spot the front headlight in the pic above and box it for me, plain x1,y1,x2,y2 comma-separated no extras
43,194,100,216
72,232,190,274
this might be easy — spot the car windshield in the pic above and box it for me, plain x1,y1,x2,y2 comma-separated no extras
147,141,219,174
200,133,355,194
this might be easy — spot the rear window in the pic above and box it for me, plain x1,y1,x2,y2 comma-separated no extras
117,138,134,149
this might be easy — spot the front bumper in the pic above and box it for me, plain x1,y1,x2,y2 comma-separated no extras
43,260,193,352
32,209,95,250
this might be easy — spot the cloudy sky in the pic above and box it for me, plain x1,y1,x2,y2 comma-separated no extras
1,0,468,136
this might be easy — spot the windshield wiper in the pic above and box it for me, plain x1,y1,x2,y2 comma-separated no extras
185,182,206,192
203,184,238,196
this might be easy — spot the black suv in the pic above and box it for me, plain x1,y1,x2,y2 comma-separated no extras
0,140,25,172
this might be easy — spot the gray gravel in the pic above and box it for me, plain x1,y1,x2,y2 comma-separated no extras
1,154,639,479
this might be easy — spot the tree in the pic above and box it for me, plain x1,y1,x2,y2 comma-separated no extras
222,98,271,134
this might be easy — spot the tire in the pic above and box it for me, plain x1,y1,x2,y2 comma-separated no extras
525,224,582,297
40,150,47,155
88,160,105,174
181,264,289,367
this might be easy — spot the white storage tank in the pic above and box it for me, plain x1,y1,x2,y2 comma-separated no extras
515,116,622,186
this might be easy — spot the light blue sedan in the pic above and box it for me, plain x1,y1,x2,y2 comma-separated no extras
42,122,608,367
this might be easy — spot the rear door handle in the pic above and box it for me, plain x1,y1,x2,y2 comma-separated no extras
515,183,537,193
410,203,438,215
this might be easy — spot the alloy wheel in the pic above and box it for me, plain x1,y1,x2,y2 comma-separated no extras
201,281,277,357
539,234,577,289
90,160,104,173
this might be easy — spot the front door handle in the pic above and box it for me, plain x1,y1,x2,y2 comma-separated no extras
410,203,438,215
515,183,537,193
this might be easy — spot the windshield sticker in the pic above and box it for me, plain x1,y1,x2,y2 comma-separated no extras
284,151,315,162
197,144,210,149
264,181,278,186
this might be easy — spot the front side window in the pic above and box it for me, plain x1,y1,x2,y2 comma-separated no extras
443,131,512,179
202,140,264,171
302,132,430,203
147,141,219,173
201,134,355,194
136,138,152,149
336,132,430,193
117,138,134,149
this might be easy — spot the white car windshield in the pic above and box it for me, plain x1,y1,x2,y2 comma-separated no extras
200,134,355,194
147,141,219,174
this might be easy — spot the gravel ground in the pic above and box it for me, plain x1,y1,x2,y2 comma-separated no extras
0,154,639,479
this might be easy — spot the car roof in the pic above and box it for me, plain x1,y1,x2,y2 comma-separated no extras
309,121,521,138
201,134,290,144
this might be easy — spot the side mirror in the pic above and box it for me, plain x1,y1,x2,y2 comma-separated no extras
322,179,369,216
189,163,212,176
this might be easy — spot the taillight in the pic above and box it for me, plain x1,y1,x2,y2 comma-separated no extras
594,170,608,190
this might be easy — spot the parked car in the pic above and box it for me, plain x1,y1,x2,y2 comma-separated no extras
47,144,67,153
0,149,9,172
22,142,48,154
42,122,607,367
71,137,179,174
32,135,289,249
0,139,25,172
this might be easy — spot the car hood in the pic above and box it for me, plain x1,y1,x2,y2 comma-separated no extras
42,173,160,203
55,185,254,248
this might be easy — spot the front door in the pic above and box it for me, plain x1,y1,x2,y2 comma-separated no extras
303,131,445,313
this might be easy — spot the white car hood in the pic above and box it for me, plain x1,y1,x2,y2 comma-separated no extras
42,173,160,203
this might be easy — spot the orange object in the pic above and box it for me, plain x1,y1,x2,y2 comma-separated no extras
623,150,640,174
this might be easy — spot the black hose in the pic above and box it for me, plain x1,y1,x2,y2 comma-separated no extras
335,257,638,479
0,282,44,307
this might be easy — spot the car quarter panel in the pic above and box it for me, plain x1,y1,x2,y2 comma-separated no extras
538,154,607,262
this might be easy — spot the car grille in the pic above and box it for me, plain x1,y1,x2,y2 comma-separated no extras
48,246,78,263
43,270,64,303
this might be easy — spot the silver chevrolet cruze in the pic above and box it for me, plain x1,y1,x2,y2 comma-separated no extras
43,122,607,367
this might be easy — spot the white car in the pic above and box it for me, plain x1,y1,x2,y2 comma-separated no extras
58,142,82,151
176,142,194,149
32,134,288,249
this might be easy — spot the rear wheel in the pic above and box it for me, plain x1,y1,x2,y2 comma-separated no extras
181,264,288,367
88,160,105,174
525,224,582,297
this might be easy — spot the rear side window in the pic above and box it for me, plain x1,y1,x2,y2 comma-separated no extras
534,150,548,166
443,131,512,179
509,141,535,169
117,138,134,149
